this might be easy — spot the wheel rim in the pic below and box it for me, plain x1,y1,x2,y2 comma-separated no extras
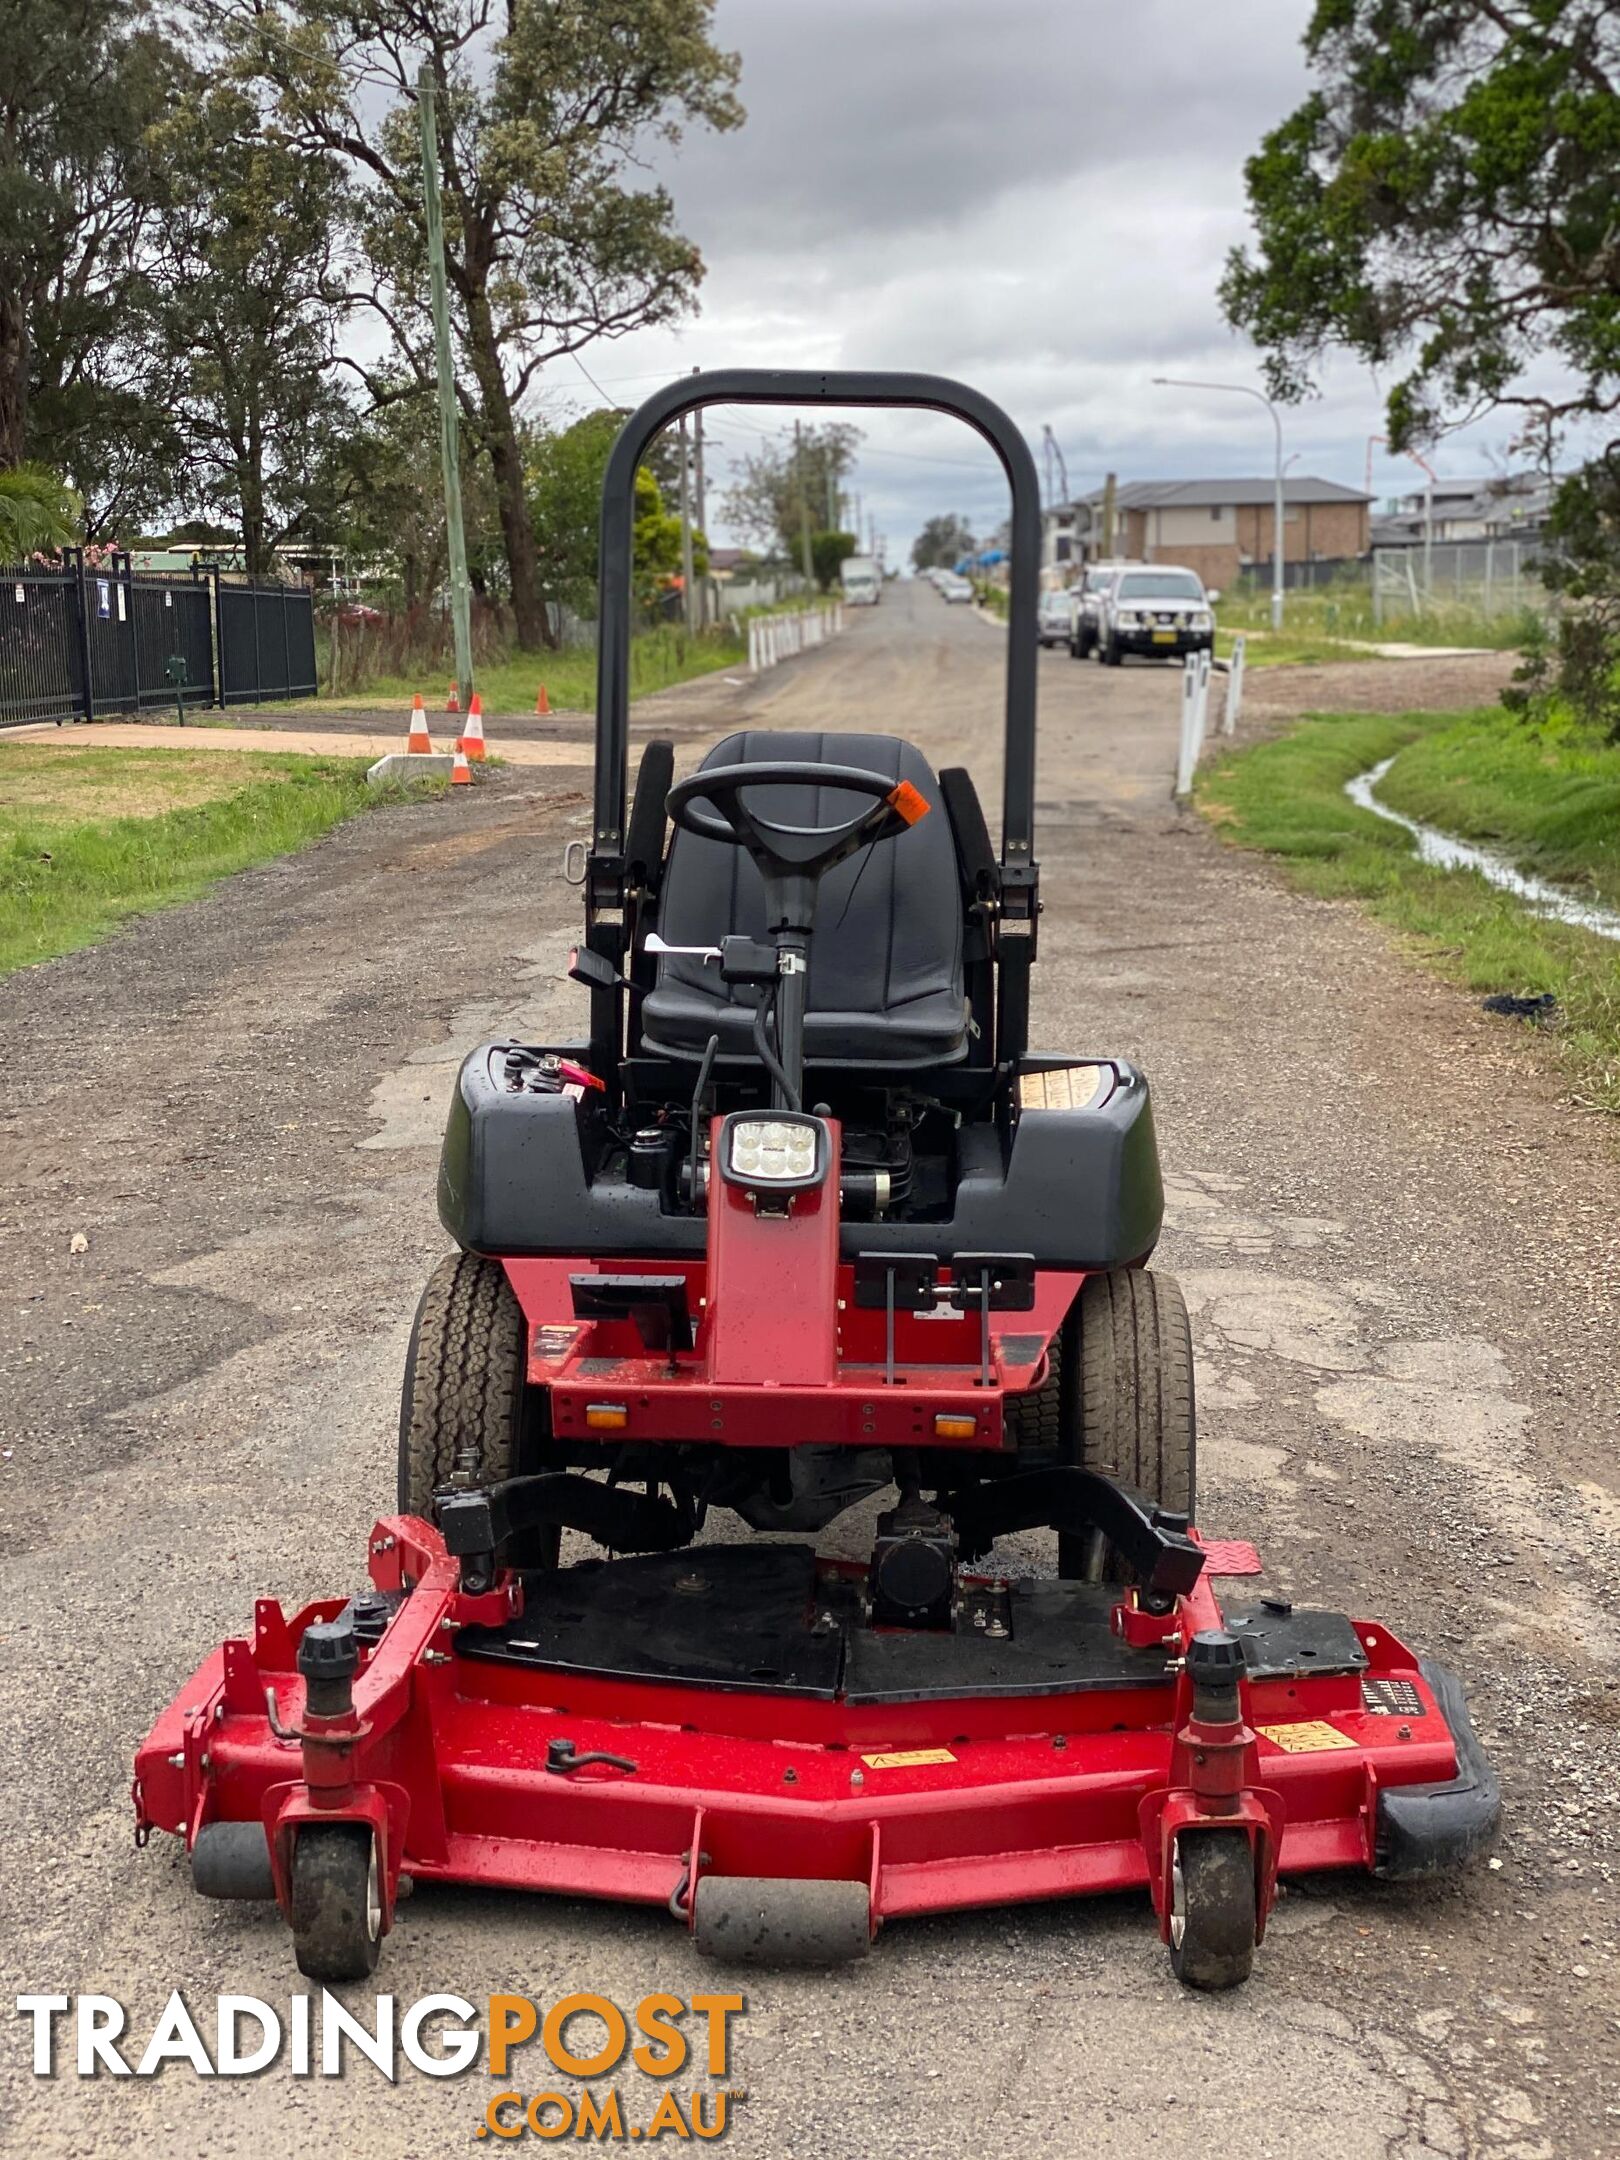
365,1839,382,1943
1169,1846,1187,1949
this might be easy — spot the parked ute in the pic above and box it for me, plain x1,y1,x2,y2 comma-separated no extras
1037,589,1074,647
1099,565,1215,665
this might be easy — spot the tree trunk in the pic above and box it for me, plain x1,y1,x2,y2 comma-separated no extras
463,294,553,649
240,402,270,579
0,288,29,467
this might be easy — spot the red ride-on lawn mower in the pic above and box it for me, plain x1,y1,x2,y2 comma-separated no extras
135,372,1497,1988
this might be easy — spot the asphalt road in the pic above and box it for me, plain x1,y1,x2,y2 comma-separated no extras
1,583,1616,2159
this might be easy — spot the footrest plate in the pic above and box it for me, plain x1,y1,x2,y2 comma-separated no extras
1197,1538,1262,1576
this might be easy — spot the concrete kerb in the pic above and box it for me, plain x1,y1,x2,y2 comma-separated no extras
366,752,455,787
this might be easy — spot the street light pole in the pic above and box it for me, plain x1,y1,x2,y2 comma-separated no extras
1152,376,1287,630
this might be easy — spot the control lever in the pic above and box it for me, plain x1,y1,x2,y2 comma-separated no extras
643,932,721,962
645,931,778,987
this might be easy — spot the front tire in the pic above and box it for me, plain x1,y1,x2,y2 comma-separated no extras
1103,634,1122,666
398,1251,558,1564
1066,1268,1195,1576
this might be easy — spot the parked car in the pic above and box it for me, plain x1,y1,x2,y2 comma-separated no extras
1037,588,1074,647
939,575,974,604
1067,562,1130,659
1098,565,1215,665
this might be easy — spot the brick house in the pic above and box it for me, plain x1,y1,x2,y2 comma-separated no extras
1082,477,1370,591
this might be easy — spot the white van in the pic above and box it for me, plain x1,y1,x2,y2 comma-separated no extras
842,556,882,605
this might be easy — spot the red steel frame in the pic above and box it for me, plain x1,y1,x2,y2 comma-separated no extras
133,1513,1463,1950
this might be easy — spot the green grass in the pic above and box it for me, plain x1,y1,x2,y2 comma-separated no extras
1375,705,1620,907
328,620,754,714
1216,575,1536,652
0,744,381,974
1198,707,1620,1115
1216,627,1381,669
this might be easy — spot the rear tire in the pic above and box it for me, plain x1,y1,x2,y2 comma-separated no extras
397,1251,559,1565
1063,1267,1195,1577
1168,1829,1256,1991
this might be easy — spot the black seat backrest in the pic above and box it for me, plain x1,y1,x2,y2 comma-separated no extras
645,729,966,1064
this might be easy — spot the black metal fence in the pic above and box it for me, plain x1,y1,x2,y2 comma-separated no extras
0,550,317,728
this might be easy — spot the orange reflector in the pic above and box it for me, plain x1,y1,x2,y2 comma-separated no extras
934,1413,978,1440
886,780,930,826
585,1403,629,1432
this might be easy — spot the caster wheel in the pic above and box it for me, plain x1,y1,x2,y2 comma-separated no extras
1168,1829,1255,1990
290,1823,383,1983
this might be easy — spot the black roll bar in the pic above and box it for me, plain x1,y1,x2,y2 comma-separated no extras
592,371,1040,883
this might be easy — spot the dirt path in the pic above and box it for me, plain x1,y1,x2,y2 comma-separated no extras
1,585,1615,2159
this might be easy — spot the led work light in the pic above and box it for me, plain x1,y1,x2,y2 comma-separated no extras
721,1113,828,1193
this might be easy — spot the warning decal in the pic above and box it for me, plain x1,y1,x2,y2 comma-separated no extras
861,1748,957,1770
1258,1720,1357,1754
1018,1064,1109,1112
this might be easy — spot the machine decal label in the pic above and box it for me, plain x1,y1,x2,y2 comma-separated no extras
861,1748,957,1769
1018,1064,1108,1112
1362,1678,1425,1717
1258,1721,1357,1754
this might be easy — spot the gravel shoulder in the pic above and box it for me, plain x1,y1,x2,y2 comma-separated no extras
0,590,1615,2160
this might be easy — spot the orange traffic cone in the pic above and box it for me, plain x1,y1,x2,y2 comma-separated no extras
405,694,433,755
450,746,473,787
445,681,460,714
458,693,487,761
535,684,551,716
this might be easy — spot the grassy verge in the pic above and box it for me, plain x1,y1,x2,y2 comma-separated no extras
0,744,380,975
1216,627,1381,669
1373,705,1620,907
1198,707,1620,1114
327,620,753,713
1217,579,1536,652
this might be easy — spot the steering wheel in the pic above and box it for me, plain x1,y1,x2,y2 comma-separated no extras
665,760,926,880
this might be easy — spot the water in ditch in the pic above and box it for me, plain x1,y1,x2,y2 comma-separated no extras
1345,756,1620,945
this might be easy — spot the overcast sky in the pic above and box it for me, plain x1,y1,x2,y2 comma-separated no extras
521,0,1564,563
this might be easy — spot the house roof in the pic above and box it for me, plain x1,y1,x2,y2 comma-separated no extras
1085,476,1371,509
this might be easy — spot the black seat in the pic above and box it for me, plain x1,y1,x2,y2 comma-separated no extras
640,730,968,1068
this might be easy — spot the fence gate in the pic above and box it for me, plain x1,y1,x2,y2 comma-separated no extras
1,563,87,723
216,579,319,706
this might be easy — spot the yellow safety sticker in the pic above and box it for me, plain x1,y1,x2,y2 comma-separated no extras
1258,1721,1357,1754
860,1748,958,1769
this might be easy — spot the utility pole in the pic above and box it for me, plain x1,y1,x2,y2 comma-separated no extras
795,420,814,587
1101,472,1117,558
678,413,696,635
417,62,474,705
